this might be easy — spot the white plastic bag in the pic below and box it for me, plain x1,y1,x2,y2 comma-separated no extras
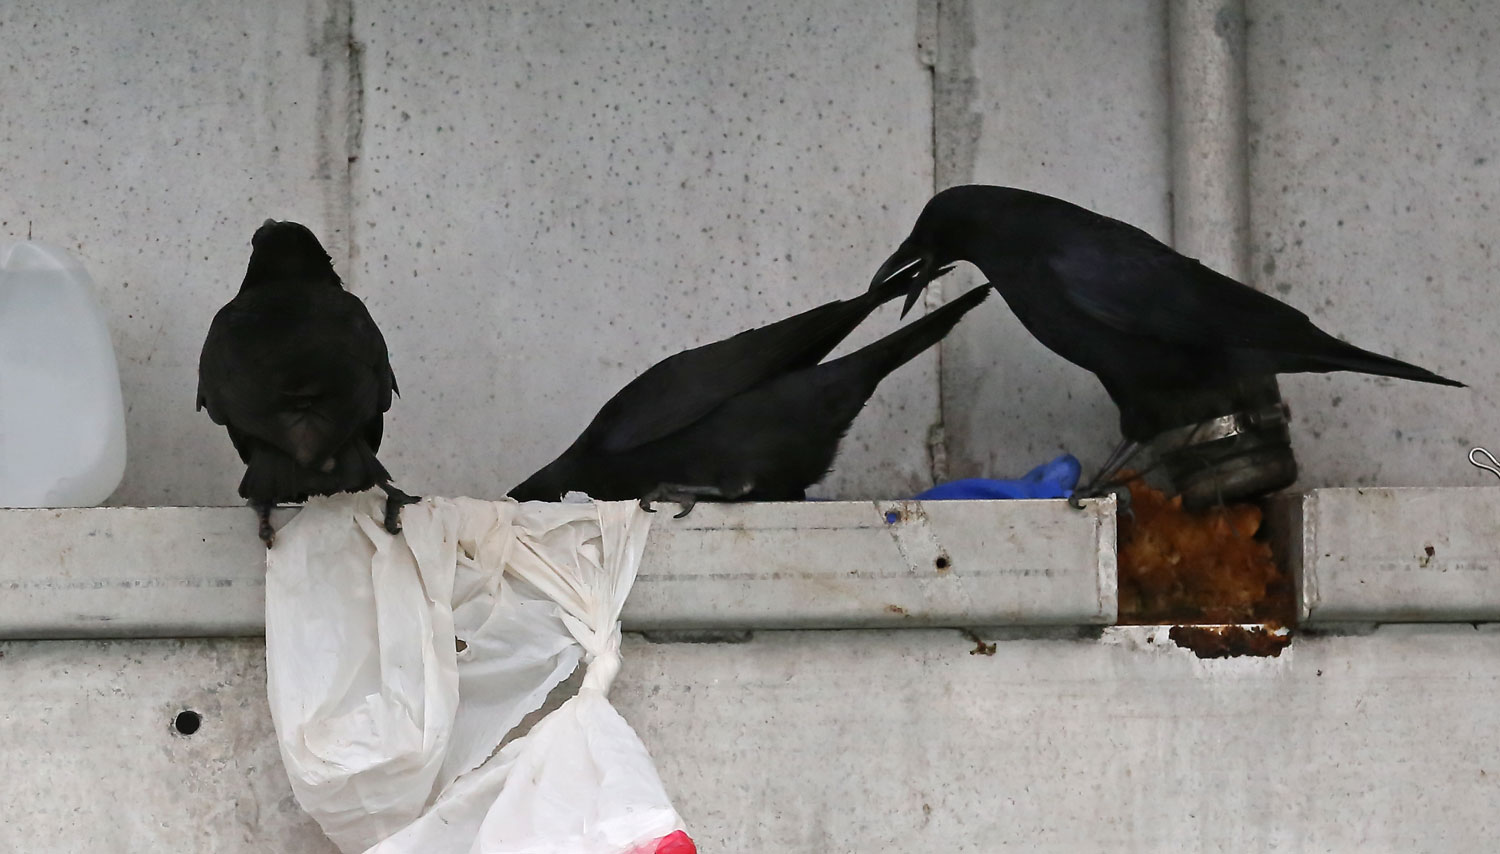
265,491,694,854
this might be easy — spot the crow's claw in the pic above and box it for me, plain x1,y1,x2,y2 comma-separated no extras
252,501,277,549
381,484,422,536
640,482,752,519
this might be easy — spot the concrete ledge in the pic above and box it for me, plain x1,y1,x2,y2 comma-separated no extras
0,506,283,639
0,497,1117,639
1269,487,1500,624
625,498,1117,630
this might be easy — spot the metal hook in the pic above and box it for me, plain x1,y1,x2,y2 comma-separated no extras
1469,447,1500,481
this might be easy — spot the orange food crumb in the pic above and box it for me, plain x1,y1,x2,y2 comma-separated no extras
1116,475,1292,625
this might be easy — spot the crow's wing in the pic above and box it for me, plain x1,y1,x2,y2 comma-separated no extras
1045,215,1334,355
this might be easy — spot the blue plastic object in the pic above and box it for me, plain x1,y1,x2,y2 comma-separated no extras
914,453,1081,501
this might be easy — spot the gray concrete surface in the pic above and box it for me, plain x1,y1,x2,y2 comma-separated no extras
5,627,1499,851
5,6,1500,851
1245,0,1498,487
1169,0,1252,280
1270,487,1500,624
0,640,338,853
351,0,937,501
0,0,356,507
930,0,1175,484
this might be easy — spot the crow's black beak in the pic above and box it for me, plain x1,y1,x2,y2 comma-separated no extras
899,260,931,318
870,250,922,290
870,245,940,319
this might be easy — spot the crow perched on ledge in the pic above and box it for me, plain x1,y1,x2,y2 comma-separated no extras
197,220,417,547
872,184,1463,492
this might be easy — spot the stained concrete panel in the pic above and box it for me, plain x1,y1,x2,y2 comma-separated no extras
1270,487,1500,624
0,640,338,853
0,0,356,506
5,627,1500,851
1246,0,1499,486
931,0,1174,483
630,626,1500,851
352,1,936,501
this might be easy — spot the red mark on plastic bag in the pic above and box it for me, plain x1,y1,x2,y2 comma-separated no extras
627,830,696,854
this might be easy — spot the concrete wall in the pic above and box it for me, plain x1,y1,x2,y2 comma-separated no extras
2,0,1494,504
932,0,1492,487
3,0,935,505
353,0,935,501
931,0,1172,482
1,0,356,505
7,628,1500,852
1245,0,1500,486
7,9,1498,851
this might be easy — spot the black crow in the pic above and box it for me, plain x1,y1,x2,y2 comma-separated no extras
509,284,991,515
197,220,417,547
871,185,1463,491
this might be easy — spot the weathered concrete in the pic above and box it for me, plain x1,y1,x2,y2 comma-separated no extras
1245,0,1497,487
931,0,1174,484
1269,487,1500,624
0,0,357,506
351,0,937,501
629,496,1117,629
1169,0,1251,280
5,627,1499,851
0,497,1117,638
0,640,338,853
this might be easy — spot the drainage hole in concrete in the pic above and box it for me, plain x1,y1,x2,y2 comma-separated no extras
934,555,950,571
174,710,202,736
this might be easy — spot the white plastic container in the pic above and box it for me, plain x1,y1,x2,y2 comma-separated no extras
0,242,127,506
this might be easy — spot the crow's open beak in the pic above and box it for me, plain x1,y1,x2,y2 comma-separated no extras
870,245,939,319
870,251,923,289
899,260,932,318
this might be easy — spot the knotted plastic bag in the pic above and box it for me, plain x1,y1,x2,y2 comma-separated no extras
264,491,692,854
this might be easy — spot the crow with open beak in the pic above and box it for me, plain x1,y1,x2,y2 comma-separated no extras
871,185,1464,494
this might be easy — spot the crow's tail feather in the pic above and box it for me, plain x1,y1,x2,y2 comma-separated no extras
1303,339,1465,388
837,283,991,383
